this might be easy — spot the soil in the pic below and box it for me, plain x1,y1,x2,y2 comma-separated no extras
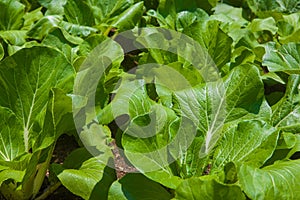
111,140,138,179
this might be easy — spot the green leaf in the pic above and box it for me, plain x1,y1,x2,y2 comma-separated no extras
277,13,300,43
174,176,246,200
0,30,27,46
38,0,67,15
248,17,278,35
174,65,264,156
213,120,278,169
60,21,98,37
22,7,43,30
287,134,300,158
0,168,25,187
27,15,62,40
175,9,209,32
272,75,300,132
183,20,233,69
111,2,144,31
53,146,115,199
33,88,75,151
247,0,300,17
64,0,95,26
0,46,74,152
0,43,3,61
238,160,300,200
0,107,24,161
55,159,107,199
108,174,171,200
78,34,107,56
0,0,25,30
263,42,300,73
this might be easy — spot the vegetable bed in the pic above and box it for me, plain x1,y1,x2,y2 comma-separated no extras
0,0,300,199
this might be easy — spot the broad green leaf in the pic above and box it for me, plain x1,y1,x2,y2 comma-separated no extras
60,21,98,37
213,120,278,169
175,9,209,32
122,115,193,189
152,0,216,29
248,17,278,35
287,134,300,158
74,36,124,127
238,160,300,200
277,132,297,150
174,176,245,200
33,89,74,151
211,4,249,47
85,0,133,24
0,153,40,200
0,46,74,152
108,174,171,200
0,107,24,161
111,2,144,32
156,0,177,29
263,42,300,73
278,13,300,43
0,0,25,30
0,169,25,189
54,124,113,199
272,75,300,132
22,7,43,30
54,159,106,199
0,30,27,46
38,0,67,15
171,0,218,14
247,0,300,17
174,65,264,156
78,34,107,56
27,15,62,40
41,28,81,63
183,20,233,69
64,0,95,26
223,65,264,119
103,78,183,188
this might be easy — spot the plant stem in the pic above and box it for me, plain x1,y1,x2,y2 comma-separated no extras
34,182,61,200
32,144,56,198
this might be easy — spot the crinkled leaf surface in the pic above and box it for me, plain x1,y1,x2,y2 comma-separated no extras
238,159,300,200
213,120,278,169
0,46,74,152
183,20,233,69
263,42,300,73
247,0,300,17
174,65,264,157
0,107,24,161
